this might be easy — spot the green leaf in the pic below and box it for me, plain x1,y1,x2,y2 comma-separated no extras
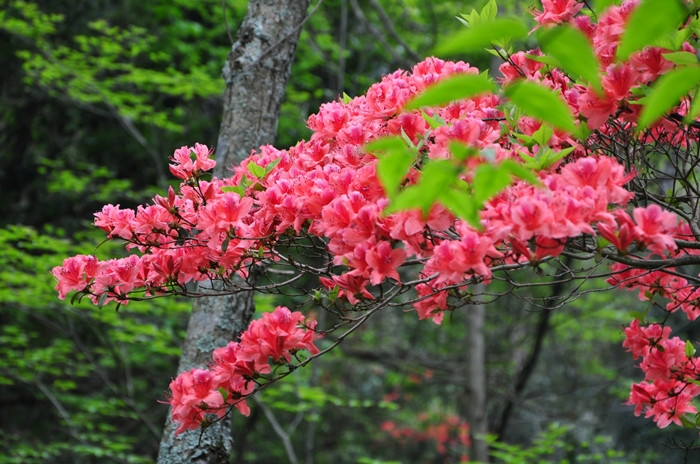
367,136,418,196
663,51,699,65
385,160,460,214
481,0,498,22
531,123,553,146
405,74,496,110
686,340,696,357
500,159,541,186
524,53,560,67
504,80,579,136
448,141,478,161
377,148,416,195
472,163,513,205
220,185,246,196
365,136,408,154
637,65,700,129
263,156,282,175
687,86,700,121
616,0,688,61
421,110,447,129
434,17,529,56
438,187,479,228
537,25,602,93
247,162,266,178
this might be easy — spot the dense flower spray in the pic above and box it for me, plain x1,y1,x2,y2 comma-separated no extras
53,0,700,433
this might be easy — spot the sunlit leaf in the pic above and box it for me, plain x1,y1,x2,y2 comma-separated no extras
385,160,460,214
500,160,541,186
637,65,700,129
247,162,266,178
537,25,602,93
472,163,513,204
616,0,687,61
405,74,496,110
434,17,528,56
439,188,479,228
663,51,698,65
367,136,417,196
504,80,579,136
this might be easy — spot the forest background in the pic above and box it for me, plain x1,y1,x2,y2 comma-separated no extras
3,0,700,462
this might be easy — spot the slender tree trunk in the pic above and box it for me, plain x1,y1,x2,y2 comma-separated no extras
157,1,309,462
459,287,489,462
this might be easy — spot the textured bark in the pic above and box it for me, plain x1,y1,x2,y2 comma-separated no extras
157,1,309,462
460,289,489,463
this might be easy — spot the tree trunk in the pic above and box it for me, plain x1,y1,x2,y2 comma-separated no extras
157,1,309,462
459,288,489,462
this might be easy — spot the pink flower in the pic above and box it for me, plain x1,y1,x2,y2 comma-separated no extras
94,204,135,240
629,47,674,83
169,143,216,180
532,0,583,27
364,241,407,285
633,204,678,255
211,341,266,413
602,63,638,101
239,307,320,365
413,282,449,324
321,273,375,305
598,210,637,252
52,255,98,299
510,195,554,240
578,88,617,129
166,368,226,434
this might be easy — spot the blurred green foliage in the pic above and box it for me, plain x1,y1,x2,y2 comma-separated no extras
0,225,190,462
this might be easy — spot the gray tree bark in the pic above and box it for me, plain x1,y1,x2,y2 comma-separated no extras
466,299,489,462
458,286,489,463
157,1,310,462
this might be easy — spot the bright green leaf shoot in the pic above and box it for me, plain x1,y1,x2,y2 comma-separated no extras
663,51,699,65
616,0,687,61
537,25,602,94
504,80,579,136
434,17,529,56
637,65,700,129
405,74,496,110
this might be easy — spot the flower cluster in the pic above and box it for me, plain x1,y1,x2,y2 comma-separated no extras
52,0,700,434
166,306,319,434
381,414,471,462
624,320,700,428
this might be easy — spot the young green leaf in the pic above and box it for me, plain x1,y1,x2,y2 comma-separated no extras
220,185,246,196
687,86,700,121
616,0,687,61
448,141,478,161
247,162,266,178
480,0,498,23
537,25,602,94
500,159,541,186
439,187,480,228
685,340,696,357
663,51,698,65
367,136,417,196
384,160,460,215
504,80,579,136
422,110,447,129
377,149,416,196
405,74,496,110
434,17,528,56
637,65,700,129
472,163,514,205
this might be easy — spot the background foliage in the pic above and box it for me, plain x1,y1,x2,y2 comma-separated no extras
2,0,699,462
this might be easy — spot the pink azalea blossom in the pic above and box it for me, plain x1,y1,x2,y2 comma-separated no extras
532,0,583,27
